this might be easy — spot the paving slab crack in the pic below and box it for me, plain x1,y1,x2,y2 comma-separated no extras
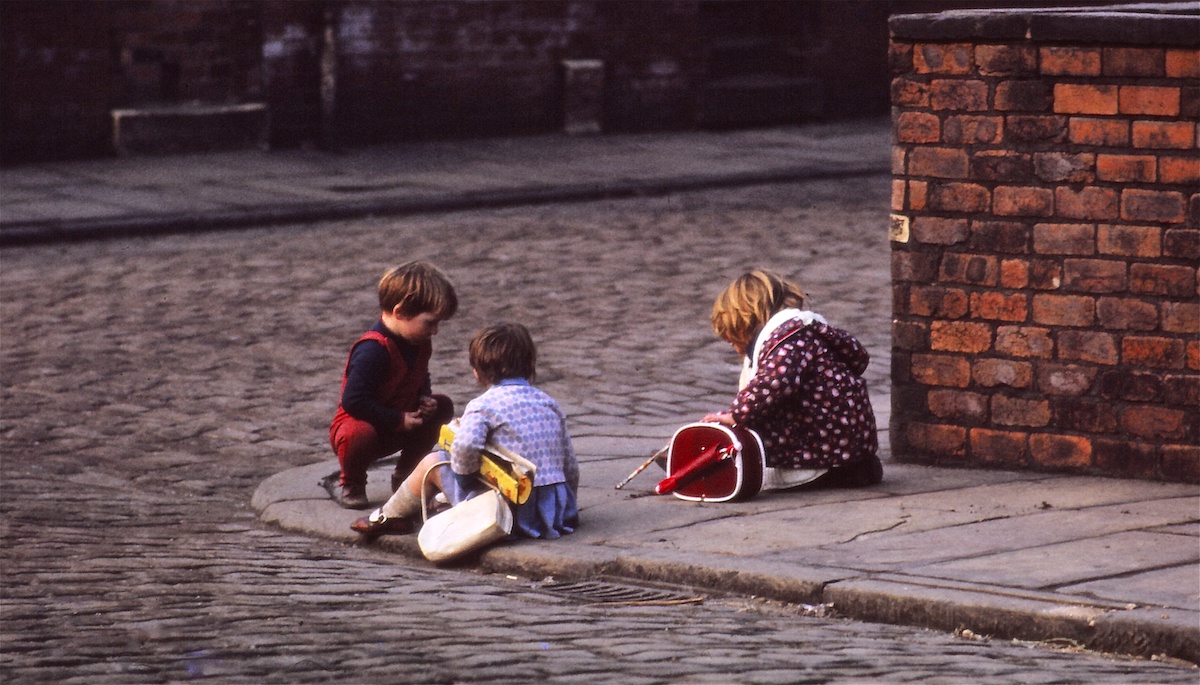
839,517,909,544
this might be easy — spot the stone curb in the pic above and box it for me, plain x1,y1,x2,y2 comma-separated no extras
0,165,885,247
252,461,1200,666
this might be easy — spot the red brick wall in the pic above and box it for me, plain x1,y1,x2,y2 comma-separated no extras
889,6,1199,482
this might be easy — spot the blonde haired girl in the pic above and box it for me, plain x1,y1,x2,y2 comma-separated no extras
704,269,881,490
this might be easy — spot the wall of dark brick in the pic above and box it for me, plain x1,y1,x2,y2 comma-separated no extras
108,0,264,105
1,1,114,160
2,0,266,161
260,1,324,148
889,3,1200,482
258,0,701,146
1,0,1134,162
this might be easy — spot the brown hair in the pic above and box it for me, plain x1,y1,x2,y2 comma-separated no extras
378,261,458,319
710,269,807,353
469,323,537,385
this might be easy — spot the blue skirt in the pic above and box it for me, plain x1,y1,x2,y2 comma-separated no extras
514,483,579,540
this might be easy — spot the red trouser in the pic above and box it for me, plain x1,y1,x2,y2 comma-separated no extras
330,394,454,489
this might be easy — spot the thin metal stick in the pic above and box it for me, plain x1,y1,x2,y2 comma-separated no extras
614,445,668,490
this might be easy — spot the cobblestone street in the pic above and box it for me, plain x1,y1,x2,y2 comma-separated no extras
3,179,1195,682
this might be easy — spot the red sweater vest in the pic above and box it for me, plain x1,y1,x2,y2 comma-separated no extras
331,330,431,434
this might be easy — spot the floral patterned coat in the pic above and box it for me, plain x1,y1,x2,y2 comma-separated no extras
729,314,878,470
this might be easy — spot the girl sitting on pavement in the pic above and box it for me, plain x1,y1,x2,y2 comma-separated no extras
702,268,882,491
352,323,579,539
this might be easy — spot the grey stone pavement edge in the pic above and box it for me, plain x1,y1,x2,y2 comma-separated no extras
1,120,890,247
2,118,1197,664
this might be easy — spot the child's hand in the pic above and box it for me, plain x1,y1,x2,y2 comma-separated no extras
702,412,735,427
401,411,427,431
416,396,438,419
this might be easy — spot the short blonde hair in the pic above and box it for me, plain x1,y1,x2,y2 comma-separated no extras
711,269,806,353
469,323,537,385
378,261,458,319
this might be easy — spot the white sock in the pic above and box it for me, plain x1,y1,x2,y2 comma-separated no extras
380,486,422,519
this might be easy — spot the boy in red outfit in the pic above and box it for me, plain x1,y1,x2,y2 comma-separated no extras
329,261,457,509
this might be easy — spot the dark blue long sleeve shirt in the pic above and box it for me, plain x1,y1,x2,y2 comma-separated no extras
340,320,430,434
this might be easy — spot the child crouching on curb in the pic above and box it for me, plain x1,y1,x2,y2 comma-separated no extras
703,268,882,491
328,261,457,509
353,323,579,539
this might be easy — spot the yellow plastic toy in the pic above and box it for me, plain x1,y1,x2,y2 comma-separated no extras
438,421,536,505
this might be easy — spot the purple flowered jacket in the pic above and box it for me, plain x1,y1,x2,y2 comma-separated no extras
730,315,879,469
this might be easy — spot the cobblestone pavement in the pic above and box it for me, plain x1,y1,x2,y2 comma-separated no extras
2,179,1194,682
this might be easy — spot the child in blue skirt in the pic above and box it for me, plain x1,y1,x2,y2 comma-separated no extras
353,323,579,539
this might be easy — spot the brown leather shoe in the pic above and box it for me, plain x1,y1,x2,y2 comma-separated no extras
351,509,415,539
336,485,370,510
